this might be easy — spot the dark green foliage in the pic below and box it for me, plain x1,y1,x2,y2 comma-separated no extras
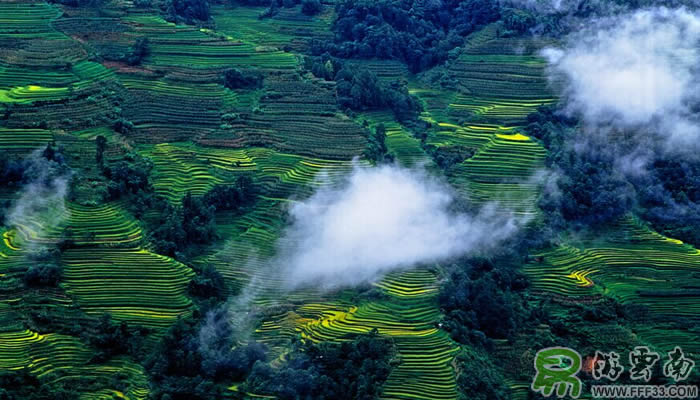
145,317,266,400
244,331,395,399
500,8,536,37
456,350,510,400
202,176,257,211
127,38,150,66
0,158,27,187
429,145,475,172
335,66,421,122
310,58,335,80
188,265,226,301
84,314,145,362
150,193,216,257
301,0,321,15
223,68,263,90
0,199,9,225
634,159,700,247
102,153,153,200
0,369,79,400
150,178,257,257
166,0,211,23
113,118,134,134
23,263,62,287
335,66,385,110
95,135,107,168
23,239,63,288
364,123,393,163
439,259,528,343
528,105,700,243
314,0,500,72
526,107,636,227
100,38,150,66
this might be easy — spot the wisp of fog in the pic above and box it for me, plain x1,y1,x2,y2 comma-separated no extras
542,7,700,148
278,164,521,289
6,150,71,243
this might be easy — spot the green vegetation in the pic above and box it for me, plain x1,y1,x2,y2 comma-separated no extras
244,332,395,399
0,0,698,399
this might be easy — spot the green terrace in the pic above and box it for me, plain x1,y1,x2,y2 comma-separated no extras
0,329,149,399
61,247,194,330
122,15,298,70
212,4,333,52
523,218,700,319
0,2,86,68
120,75,236,143
140,143,363,202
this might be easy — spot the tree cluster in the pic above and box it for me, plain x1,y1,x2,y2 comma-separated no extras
312,0,501,72
165,0,211,24
145,317,267,400
222,68,263,90
0,370,78,400
526,106,700,246
438,258,528,344
151,178,257,258
102,153,153,201
100,38,150,66
83,314,147,363
244,331,395,399
364,123,393,163
330,63,421,122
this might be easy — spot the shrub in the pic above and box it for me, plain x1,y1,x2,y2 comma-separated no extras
301,0,322,15
223,68,263,90
23,263,62,287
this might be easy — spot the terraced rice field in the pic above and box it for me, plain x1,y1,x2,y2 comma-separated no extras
524,218,700,318
142,143,363,202
0,2,86,68
212,4,333,52
3,4,698,399
423,121,545,214
124,15,298,70
201,75,368,160
121,75,236,143
0,329,149,399
61,247,194,329
360,111,433,167
258,269,460,400
0,60,117,129
446,24,556,125
62,202,143,245
0,128,53,154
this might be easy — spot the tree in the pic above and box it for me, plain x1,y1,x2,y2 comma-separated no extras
127,38,150,66
319,0,501,72
244,332,395,399
23,263,62,288
364,123,392,163
166,0,211,23
223,68,263,90
95,135,107,168
301,0,322,15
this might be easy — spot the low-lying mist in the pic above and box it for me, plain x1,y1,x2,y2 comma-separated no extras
542,7,700,151
5,149,71,244
276,164,523,289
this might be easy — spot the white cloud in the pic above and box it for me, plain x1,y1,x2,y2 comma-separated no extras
278,164,521,289
543,7,700,148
